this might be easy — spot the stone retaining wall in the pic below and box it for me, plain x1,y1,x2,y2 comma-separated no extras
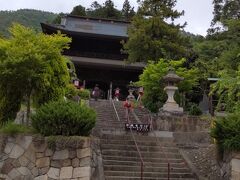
154,115,210,132
231,153,240,180
0,135,93,180
221,152,240,180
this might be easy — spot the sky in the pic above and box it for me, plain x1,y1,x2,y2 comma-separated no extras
0,0,213,36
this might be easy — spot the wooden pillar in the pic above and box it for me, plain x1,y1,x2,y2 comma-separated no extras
110,82,113,100
83,80,86,89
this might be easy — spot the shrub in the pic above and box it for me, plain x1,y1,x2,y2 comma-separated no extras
0,121,35,135
31,100,96,136
78,89,90,100
188,104,202,116
65,84,78,99
211,108,240,151
65,84,90,100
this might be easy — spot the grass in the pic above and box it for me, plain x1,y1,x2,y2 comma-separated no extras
0,121,36,135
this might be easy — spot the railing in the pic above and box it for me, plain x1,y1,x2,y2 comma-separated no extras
136,107,171,180
129,126,144,180
110,99,144,180
111,99,120,122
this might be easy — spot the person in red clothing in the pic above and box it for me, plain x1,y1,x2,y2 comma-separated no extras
123,97,133,123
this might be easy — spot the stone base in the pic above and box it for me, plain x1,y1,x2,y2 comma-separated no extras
161,102,183,113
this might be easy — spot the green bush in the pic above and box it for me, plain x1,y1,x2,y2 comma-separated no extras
188,104,202,116
65,84,90,100
65,84,78,99
0,121,35,135
211,109,240,151
78,89,90,100
31,100,96,136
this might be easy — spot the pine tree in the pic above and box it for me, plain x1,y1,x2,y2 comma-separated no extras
70,5,86,16
123,0,188,63
103,0,121,19
209,0,240,33
137,0,184,20
121,0,135,21
87,0,121,20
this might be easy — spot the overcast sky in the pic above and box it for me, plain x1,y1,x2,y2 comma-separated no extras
0,0,213,36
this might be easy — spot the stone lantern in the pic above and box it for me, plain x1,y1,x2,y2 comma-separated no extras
161,68,184,113
127,81,136,101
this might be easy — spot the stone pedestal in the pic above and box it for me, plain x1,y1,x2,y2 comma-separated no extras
162,86,183,113
127,89,135,101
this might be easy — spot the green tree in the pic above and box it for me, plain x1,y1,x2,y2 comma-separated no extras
121,0,135,21
194,38,227,79
0,24,71,124
194,20,240,111
211,106,240,152
209,0,240,34
70,5,86,16
123,0,189,63
0,88,22,126
87,0,121,19
138,58,199,112
52,13,66,24
0,9,57,37
103,0,121,19
212,0,240,24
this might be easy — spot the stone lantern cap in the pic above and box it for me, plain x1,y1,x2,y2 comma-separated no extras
163,69,184,83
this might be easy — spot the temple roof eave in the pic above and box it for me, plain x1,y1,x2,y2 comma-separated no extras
41,23,128,40
67,56,145,71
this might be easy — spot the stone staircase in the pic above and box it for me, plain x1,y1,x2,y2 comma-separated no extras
90,100,197,180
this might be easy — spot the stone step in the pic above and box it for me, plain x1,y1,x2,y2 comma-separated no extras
95,122,123,125
100,134,173,142
101,150,182,159
101,144,179,153
104,165,191,173
102,156,185,163
105,176,196,180
95,120,119,123
90,100,195,180
104,171,195,178
100,139,175,147
103,160,187,168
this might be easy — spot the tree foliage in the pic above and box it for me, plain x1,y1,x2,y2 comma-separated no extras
0,24,71,124
87,0,121,19
0,89,22,126
55,0,135,21
209,0,240,34
212,0,240,24
121,0,135,21
52,13,66,24
123,0,189,63
0,9,57,37
70,5,86,16
211,106,240,151
138,58,199,112
194,20,240,111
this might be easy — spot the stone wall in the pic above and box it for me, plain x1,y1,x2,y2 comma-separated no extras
180,144,222,180
231,153,240,180
0,135,93,180
154,115,210,132
223,152,240,180
173,132,212,147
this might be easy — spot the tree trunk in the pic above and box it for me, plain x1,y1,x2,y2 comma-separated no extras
182,92,186,108
26,90,31,126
